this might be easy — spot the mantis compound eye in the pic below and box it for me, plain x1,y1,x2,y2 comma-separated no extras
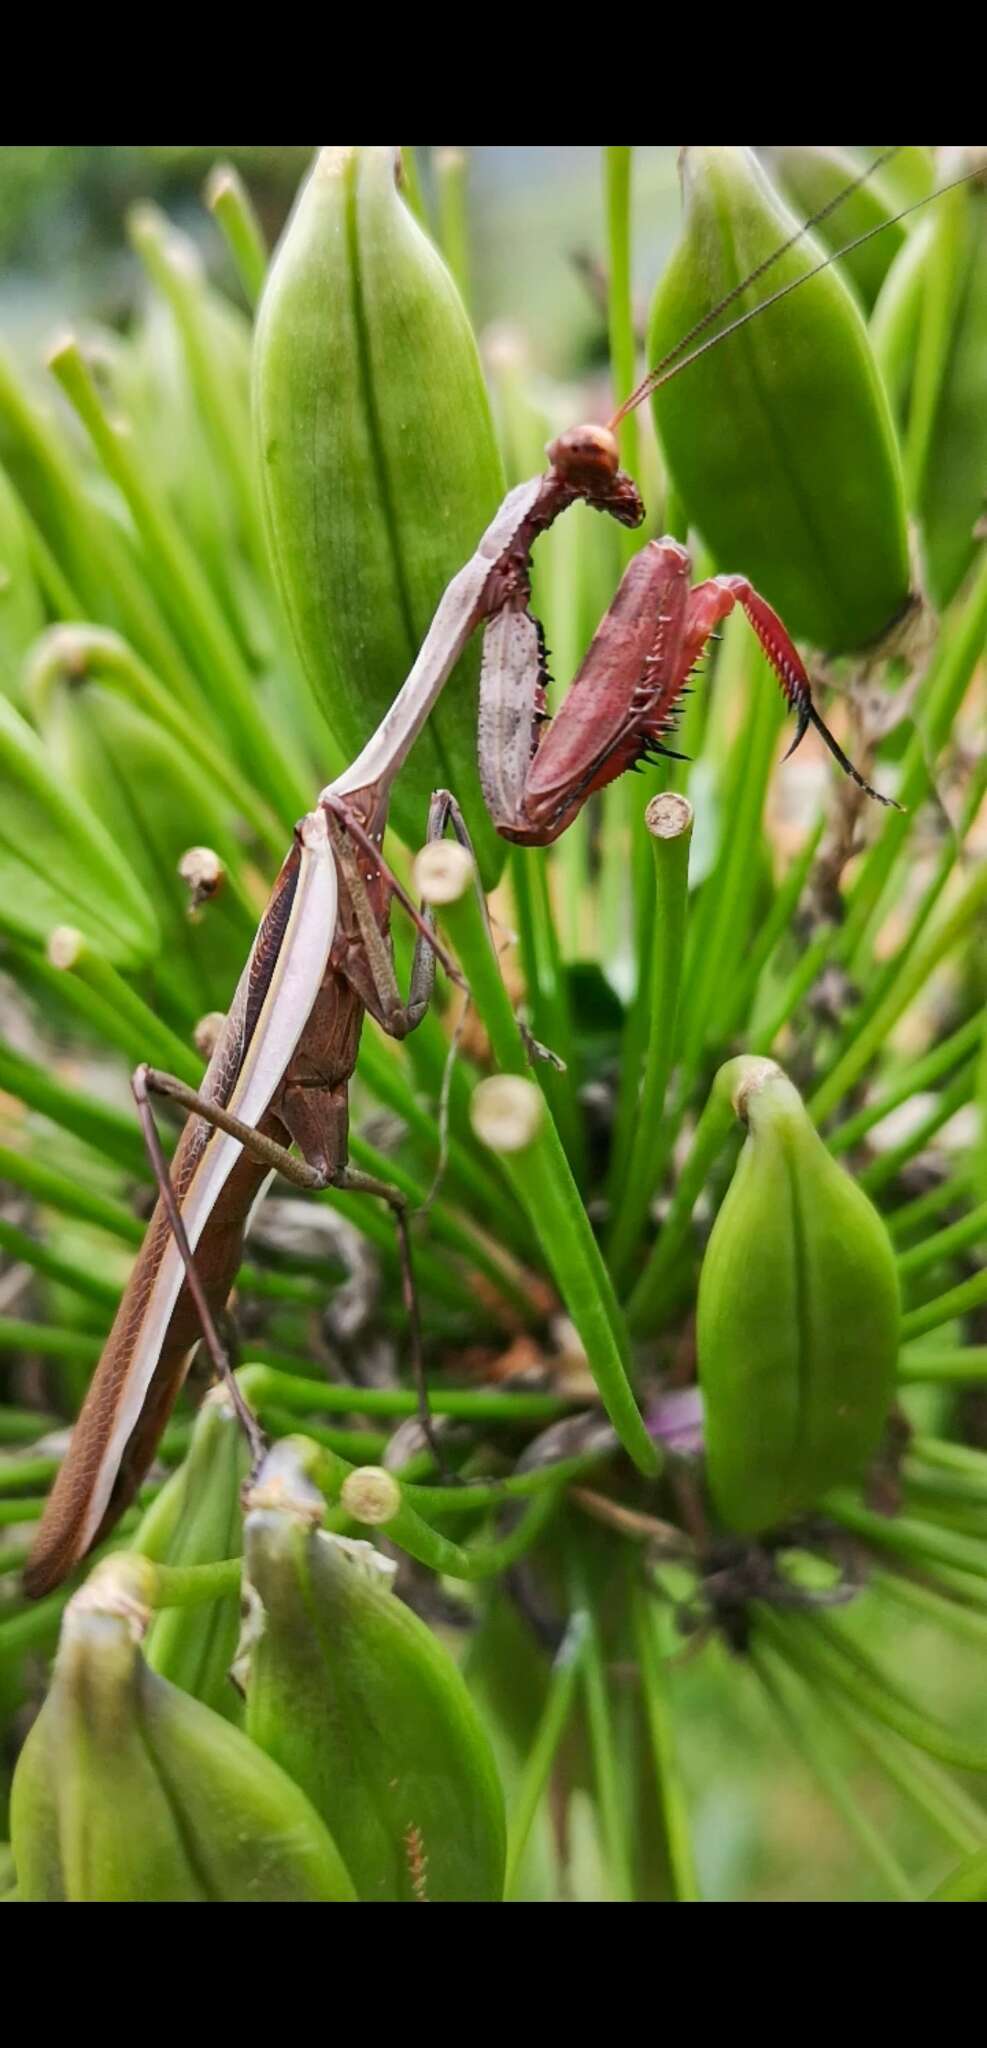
547,423,620,486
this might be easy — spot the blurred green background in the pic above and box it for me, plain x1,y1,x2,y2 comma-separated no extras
0,145,680,372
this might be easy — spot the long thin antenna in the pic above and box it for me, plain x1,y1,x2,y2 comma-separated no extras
611,146,902,429
611,156,980,428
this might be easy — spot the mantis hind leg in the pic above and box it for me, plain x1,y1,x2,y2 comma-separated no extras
132,1065,268,1472
277,1084,449,1474
139,1065,449,1479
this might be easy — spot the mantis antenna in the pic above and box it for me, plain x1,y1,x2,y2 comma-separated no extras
610,154,982,426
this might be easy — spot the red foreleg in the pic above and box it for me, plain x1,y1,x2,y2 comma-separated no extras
685,577,899,808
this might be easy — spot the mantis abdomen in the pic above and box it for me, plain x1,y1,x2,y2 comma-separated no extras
23,1118,274,1598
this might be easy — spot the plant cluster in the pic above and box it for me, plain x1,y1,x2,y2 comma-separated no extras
0,145,985,1903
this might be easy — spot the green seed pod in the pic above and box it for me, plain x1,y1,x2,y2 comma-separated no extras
254,145,506,884
28,628,255,1019
697,1058,900,1534
243,1453,506,1901
869,219,931,415
0,691,157,968
0,464,44,703
648,147,910,652
872,168,987,609
142,1390,249,1722
11,1565,355,1902
760,147,908,311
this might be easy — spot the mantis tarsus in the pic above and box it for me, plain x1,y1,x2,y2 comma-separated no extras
23,150,958,1599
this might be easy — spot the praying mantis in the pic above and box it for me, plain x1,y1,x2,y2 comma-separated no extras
24,152,948,1598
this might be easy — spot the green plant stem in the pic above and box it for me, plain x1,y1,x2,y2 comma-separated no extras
840,549,987,965
259,1411,388,1465
751,924,835,1056
505,1611,589,1900
757,1603,987,1773
403,1445,612,1517
608,797,693,1283
354,1028,527,1255
901,1265,987,1343
0,1457,58,1496
0,1496,45,1526
723,817,826,1039
0,1145,144,1246
39,937,203,1085
311,1441,567,1580
836,752,987,1059
750,1637,916,1899
204,164,269,307
627,1066,739,1332
14,483,84,617
632,1587,700,1900
0,1397,64,1440
0,1504,146,1654
873,1565,987,1650
0,1544,33,1577
833,1680,986,1857
575,1563,634,1902
828,1013,983,1157
0,1038,148,1175
755,563,987,1059
0,1218,120,1310
314,1185,479,1315
899,1345,987,1384
0,1321,103,1378
888,1171,973,1243
0,1586,66,1656
345,1130,534,1316
29,623,284,859
809,863,987,1126
0,347,211,717
128,204,269,579
919,1563,987,1613
47,337,305,825
145,1556,243,1608
857,1061,977,1196
237,1360,577,1426
825,1490,987,1581
429,863,655,1475
899,1201,987,1283
510,846,583,1178
911,1435,987,1481
679,635,783,1071
903,1461,987,1511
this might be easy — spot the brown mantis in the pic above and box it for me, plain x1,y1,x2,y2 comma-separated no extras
24,153,948,1598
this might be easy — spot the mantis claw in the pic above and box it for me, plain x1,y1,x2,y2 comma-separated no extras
782,704,811,761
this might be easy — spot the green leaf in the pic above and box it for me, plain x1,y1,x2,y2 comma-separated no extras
0,692,158,967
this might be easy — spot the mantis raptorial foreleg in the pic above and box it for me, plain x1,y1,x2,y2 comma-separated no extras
328,787,482,1036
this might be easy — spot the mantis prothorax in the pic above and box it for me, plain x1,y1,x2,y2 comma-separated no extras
25,152,954,1597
